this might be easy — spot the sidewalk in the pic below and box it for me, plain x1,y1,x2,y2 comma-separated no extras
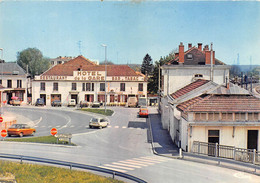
148,107,179,157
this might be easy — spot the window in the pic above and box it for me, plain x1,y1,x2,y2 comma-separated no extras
53,82,58,91
58,61,62,64
194,74,203,78
86,83,91,91
187,53,193,60
138,83,143,91
92,83,94,91
17,80,22,88
100,83,105,91
40,82,45,91
0,80,2,85
120,83,125,91
72,83,77,90
7,80,12,88
82,83,85,91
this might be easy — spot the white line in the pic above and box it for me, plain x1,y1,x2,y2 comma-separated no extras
125,160,154,165
41,126,46,128
70,125,75,128
119,161,148,167
122,126,127,129
48,126,52,128
104,164,134,171
114,126,119,128
133,158,161,163
142,156,167,162
112,162,141,169
56,125,61,128
107,126,112,128
98,166,127,173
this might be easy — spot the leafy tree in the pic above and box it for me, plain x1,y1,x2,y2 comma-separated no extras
147,56,170,94
141,54,153,75
99,60,114,65
17,48,50,78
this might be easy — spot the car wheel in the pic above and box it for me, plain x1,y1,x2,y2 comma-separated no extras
8,134,11,137
19,133,23,137
89,125,92,128
32,131,35,136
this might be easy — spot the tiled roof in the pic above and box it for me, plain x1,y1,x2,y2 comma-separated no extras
171,79,210,99
169,47,225,65
209,83,250,95
177,95,260,112
42,56,142,77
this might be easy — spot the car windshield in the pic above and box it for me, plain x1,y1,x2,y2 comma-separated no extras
91,118,98,122
100,119,107,122
141,109,147,113
10,124,22,129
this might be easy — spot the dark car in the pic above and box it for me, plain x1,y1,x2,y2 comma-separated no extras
35,98,44,106
51,100,62,107
80,100,89,108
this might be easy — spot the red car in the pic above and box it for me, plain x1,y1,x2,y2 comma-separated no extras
7,124,36,137
139,108,148,118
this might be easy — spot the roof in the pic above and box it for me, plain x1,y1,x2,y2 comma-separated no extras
169,47,225,65
171,79,210,99
209,83,250,95
0,62,26,75
177,95,260,113
42,56,143,77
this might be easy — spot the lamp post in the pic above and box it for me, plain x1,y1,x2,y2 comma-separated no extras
101,44,107,113
0,48,3,115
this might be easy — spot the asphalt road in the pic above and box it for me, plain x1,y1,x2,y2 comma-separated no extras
1,106,260,183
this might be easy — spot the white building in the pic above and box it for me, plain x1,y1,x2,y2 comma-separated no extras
0,62,28,104
32,56,147,106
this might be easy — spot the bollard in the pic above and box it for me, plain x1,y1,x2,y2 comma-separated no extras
112,172,115,179
179,148,183,159
20,156,23,164
70,164,72,171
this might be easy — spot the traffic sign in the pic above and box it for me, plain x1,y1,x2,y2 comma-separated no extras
0,117,3,123
51,128,57,136
1,129,7,138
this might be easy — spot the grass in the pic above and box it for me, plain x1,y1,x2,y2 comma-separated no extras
78,108,114,116
0,160,124,183
5,135,76,146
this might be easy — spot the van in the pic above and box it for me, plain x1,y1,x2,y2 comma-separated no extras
138,97,147,108
68,99,76,107
127,97,137,107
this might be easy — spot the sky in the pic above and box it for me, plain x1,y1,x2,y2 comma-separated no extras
0,0,260,65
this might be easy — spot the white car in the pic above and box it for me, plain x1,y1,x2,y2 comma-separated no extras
68,99,76,107
89,117,109,129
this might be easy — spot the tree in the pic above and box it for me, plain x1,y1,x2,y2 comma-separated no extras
99,60,114,65
141,54,153,75
17,48,50,78
147,53,174,94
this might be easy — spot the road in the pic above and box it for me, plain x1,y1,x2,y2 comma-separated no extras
1,106,260,183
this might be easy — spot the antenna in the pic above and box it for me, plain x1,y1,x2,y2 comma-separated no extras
237,53,240,65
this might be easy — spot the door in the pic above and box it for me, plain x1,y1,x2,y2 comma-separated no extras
208,130,219,156
248,130,258,150
40,94,46,105
71,94,78,104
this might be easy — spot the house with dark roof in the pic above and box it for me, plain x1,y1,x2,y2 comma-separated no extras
161,42,231,96
0,62,28,105
33,56,147,106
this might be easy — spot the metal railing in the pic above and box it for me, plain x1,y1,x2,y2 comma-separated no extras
0,153,147,183
192,141,260,165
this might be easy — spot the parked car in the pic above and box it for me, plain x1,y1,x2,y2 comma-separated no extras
139,108,149,118
51,100,62,107
10,100,21,106
89,117,109,129
80,100,89,108
68,99,76,107
92,101,100,108
7,124,36,137
35,98,45,106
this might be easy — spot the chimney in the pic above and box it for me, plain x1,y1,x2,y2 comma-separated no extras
188,43,192,49
175,52,179,58
205,49,215,65
198,43,202,51
203,45,209,51
179,42,184,64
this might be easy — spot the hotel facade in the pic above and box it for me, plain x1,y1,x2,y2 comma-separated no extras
32,56,147,106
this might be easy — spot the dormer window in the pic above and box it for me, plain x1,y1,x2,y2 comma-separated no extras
195,74,203,78
187,53,193,60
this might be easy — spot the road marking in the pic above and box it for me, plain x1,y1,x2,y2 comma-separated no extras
48,126,52,128
70,125,75,128
107,126,112,128
114,126,119,128
56,125,61,127
104,164,134,171
122,126,127,128
119,160,148,167
41,126,46,128
98,166,127,173
132,158,159,163
125,159,154,165
142,156,167,162
112,162,141,169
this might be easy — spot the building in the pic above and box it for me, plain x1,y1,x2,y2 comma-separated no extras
0,62,28,104
161,42,231,96
50,56,75,66
32,56,147,106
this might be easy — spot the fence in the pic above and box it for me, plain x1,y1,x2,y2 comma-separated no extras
192,141,260,165
0,120,17,131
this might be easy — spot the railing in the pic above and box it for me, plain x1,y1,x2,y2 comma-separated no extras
0,153,147,183
192,141,260,165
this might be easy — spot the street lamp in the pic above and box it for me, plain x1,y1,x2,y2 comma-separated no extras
0,48,3,115
101,44,107,113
